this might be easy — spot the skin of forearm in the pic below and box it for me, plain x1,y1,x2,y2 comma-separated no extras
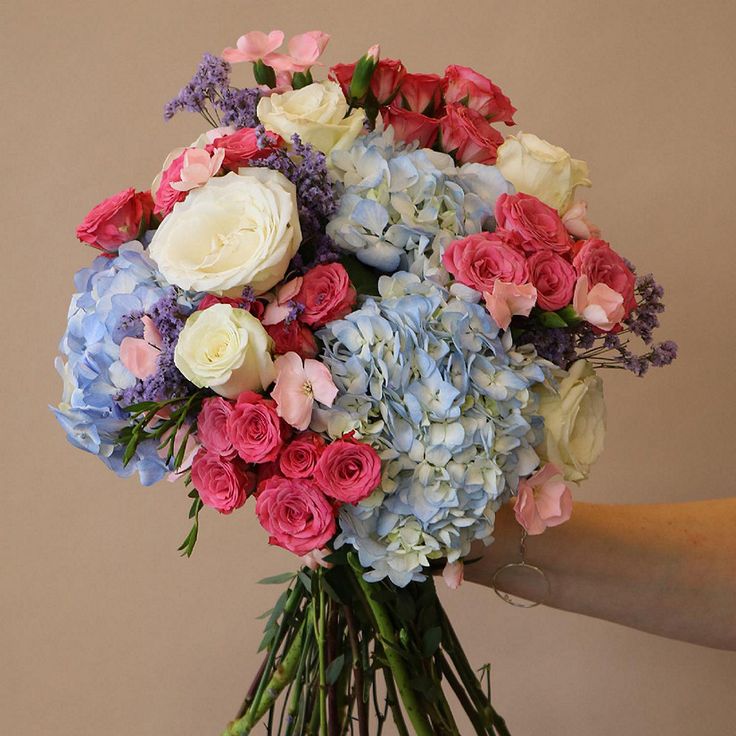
463,500,736,651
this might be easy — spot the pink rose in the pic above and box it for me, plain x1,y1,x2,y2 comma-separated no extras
484,281,537,330
197,397,236,457
314,435,382,504
76,188,153,252
265,321,318,359
153,151,187,217
527,251,576,311
442,65,516,125
398,73,443,115
573,238,637,317
514,464,572,535
442,233,529,293
370,58,407,104
296,263,357,327
573,275,625,331
209,127,281,170
279,431,326,478
191,448,254,514
494,193,571,255
227,392,286,464
438,103,504,165
381,105,440,148
255,476,337,556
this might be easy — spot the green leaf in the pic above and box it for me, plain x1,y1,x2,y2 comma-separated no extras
556,305,582,325
395,590,417,622
325,654,345,686
258,572,296,585
320,576,343,605
255,607,274,620
120,401,159,414
538,311,568,328
297,570,312,593
422,626,443,658
340,254,380,296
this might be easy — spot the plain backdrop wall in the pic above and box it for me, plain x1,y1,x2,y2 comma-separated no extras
2,1,735,734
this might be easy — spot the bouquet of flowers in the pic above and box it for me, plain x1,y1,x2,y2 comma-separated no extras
54,29,676,735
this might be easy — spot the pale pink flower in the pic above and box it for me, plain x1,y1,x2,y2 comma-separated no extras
514,464,573,535
169,148,225,192
222,30,285,63
573,275,624,331
262,277,304,325
119,316,163,380
271,352,338,431
484,282,537,330
165,426,201,483
442,560,464,590
562,201,601,240
267,31,331,73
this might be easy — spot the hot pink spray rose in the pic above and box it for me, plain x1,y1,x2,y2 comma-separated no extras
191,448,254,514
442,232,529,293
314,434,382,504
442,65,516,125
296,263,357,327
439,103,504,165
255,476,336,556
227,391,286,464
76,188,154,252
197,396,236,457
279,431,326,478
527,250,577,311
573,238,637,317
494,192,571,255
381,105,440,148
514,464,573,535
153,151,187,216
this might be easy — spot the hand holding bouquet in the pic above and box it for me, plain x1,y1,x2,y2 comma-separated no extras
54,28,676,735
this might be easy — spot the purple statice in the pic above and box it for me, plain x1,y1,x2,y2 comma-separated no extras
164,53,231,127
118,292,194,406
625,273,665,344
217,87,262,129
515,326,578,368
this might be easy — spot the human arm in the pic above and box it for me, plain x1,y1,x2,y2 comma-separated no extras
463,499,736,651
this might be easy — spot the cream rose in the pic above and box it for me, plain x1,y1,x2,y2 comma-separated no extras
174,304,276,399
148,169,301,295
257,81,365,155
496,132,591,214
535,360,606,482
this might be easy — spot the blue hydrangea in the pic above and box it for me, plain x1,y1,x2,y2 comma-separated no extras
326,128,512,277
316,273,550,586
53,242,195,485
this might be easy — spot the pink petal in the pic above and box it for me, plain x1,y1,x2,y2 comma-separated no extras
262,303,292,326
223,30,284,63
514,482,547,535
442,560,464,590
277,276,303,304
141,316,163,351
304,359,338,407
119,337,160,380
484,290,512,330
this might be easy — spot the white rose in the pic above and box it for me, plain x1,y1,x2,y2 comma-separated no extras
496,132,591,214
148,169,301,295
535,360,606,482
257,81,365,155
174,304,275,399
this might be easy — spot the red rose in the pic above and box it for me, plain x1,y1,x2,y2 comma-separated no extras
255,476,336,556
381,105,440,148
370,58,407,105
191,448,254,514
527,251,576,311
442,233,529,293
197,294,246,311
279,431,326,478
494,193,571,255
573,239,637,317
442,65,516,125
439,104,504,165
265,320,319,359
76,188,153,253
209,127,281,170
398,73,443,116
328,62,356,97
314,435,382,504
153,151,187,216
227,392,286,464
296,263,357,327
197,396,236,457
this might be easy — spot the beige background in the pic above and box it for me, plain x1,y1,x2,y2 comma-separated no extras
2,0,735,734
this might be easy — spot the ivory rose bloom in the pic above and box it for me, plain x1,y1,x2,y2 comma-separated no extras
535,360,606,482
148,169,301,295
256,80,365,155
496,132,591,214
174,304,276,399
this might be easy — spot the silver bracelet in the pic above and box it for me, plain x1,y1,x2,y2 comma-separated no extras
492,529,551,608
